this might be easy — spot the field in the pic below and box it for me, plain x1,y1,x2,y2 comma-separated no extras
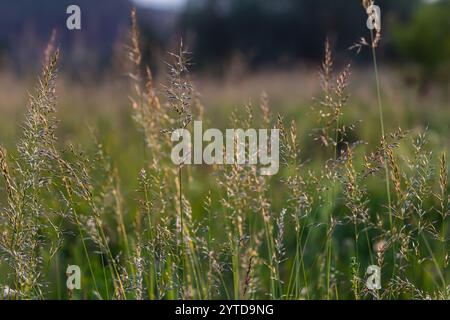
0,10,449,300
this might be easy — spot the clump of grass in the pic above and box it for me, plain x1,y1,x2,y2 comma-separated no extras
0,48,64,299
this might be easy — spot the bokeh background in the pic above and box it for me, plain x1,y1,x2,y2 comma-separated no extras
1,0,449,189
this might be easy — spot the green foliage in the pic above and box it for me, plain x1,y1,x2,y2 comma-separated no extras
392,1,450,79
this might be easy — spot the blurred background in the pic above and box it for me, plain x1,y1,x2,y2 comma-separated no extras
1,0,449,79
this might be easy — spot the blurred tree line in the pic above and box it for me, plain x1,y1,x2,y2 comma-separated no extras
0,0,448,86
0,0,131,75
178,0,423,72
392,0,450,88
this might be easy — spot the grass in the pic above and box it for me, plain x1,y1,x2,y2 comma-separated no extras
0,7,449,300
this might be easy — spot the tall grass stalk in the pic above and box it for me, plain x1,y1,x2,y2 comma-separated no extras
369,30,393,229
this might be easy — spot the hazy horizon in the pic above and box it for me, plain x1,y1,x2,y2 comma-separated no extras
132,0,187,10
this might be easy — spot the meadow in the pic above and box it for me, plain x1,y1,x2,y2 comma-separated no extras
0,9,449,300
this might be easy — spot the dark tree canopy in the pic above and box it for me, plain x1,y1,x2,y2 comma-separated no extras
180,0,421,70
